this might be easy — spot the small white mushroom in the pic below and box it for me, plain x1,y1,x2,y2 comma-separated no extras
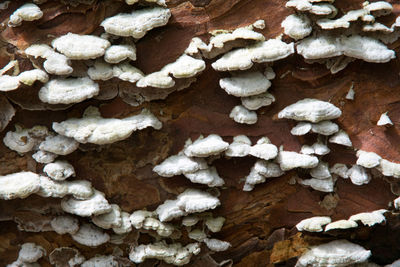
182,216,200,227
219,71,271,97
61,189,112,217
3,125,46,153
184,134,229,157
49,247,85,267
296,240,371,267
281,14,312,40
104,44,136,64
356,150,382,168
225,135,251,157
52,106,162,145
241,92,275,110
277,151,319,171
249,137,278,160
0,172,40,200
244,160,284,191
346,84,355,100
71,223,110,247
39,77,99,105
92,204,122,229
101,7,171,39
229,105,258,124
296,216,331,232
364,1,393,17
50,215,79,235
52,33,110,60
278,98,342,123
112,62,144,83
329,130,353,147
325,219,358,231
0,75,20,92
204,238,231,252
43,161,75,181
312,140,331,156
130,210,154,228
347,165,371,185
377,112,393,126
349,210,386,226
9,3,43,27
39,135,79,156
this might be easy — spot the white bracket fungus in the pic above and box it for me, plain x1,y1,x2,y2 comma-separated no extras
43,161,75,181
0,75,20,92
25,44,73,75
49,247,85,267
244,160,284,191
81,255,119,267
364,1,393,17
112,62,144,83
104,44,136,64
330,163,349,178
249,137,278,160
329,130,353,147
50,215,79,235
130,210,176,237
296,216,331,232
39,77,99,105
71,223,110,247
347,165,371,185
291,122,312,136
188,229,207,241
298,176,335,192
39,135,79,156
61,189,112,217
310,162,331,179
51,33,110,60
281,14,312,40
356,150,382,168
225,135,251,157
377,159,400,178
297,34,395,64
296,240,371,267
101,7,171,39
156,189,220,222
9,3,43,27
38,176,93,199
18,69,49,86
277,150,319,171
278,98,342,123
3,125,48,154
52,106,162,145
286,0,337,16
349,210,386,226
311,120,339,135
212,39,295,71
229,105,258,124
346,83,355,100
184,134,229,157
325,219,358,231
32,150,57,164
205,216,226,232
377,112,393,126
184,167,225,187
137,54,205,88
241,92,276,110
87,60,114,81
129,241,200,266
92,204,122,229
0,96,15,132
219,71,271,97
153,154,208,177
204,238,231,252
112,211,132,234
17,243,46,263
0,172,40,200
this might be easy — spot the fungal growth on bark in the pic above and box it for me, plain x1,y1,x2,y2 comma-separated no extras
1,0,400,266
